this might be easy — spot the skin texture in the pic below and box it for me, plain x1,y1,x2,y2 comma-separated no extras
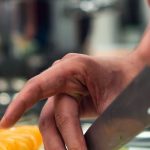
1,2,150,149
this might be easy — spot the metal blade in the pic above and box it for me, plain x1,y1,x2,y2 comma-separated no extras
85,67,150,150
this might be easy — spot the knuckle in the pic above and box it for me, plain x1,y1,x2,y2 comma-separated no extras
39,115,50,131
52,60,60,66
63,53,78,59
55,113,70,130
63,53,90,67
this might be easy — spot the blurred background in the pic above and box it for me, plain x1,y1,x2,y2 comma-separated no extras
0,0,150,149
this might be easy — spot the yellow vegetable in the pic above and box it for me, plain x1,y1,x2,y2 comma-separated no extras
0,126,42,150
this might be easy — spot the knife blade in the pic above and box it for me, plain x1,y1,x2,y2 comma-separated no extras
85,67,150,150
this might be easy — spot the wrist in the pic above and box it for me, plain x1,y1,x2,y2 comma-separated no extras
130,50,146,65
119,52,145,84
134,26,150,66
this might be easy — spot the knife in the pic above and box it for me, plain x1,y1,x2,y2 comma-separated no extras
85,67,150,150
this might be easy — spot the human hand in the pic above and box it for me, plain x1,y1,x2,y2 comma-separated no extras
0,50,145,150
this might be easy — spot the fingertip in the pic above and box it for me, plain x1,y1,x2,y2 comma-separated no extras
0,104,20,129
0,117,10,129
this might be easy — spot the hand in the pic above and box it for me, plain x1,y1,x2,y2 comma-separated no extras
0,51,144,150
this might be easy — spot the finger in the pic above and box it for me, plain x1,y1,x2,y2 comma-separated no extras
39,97,66,150
0,55,87,129
54,94,87,150
0,64,68,128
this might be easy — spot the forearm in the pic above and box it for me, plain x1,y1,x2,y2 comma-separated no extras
117,25,150,83
132,25,150,66
105,26,150,109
